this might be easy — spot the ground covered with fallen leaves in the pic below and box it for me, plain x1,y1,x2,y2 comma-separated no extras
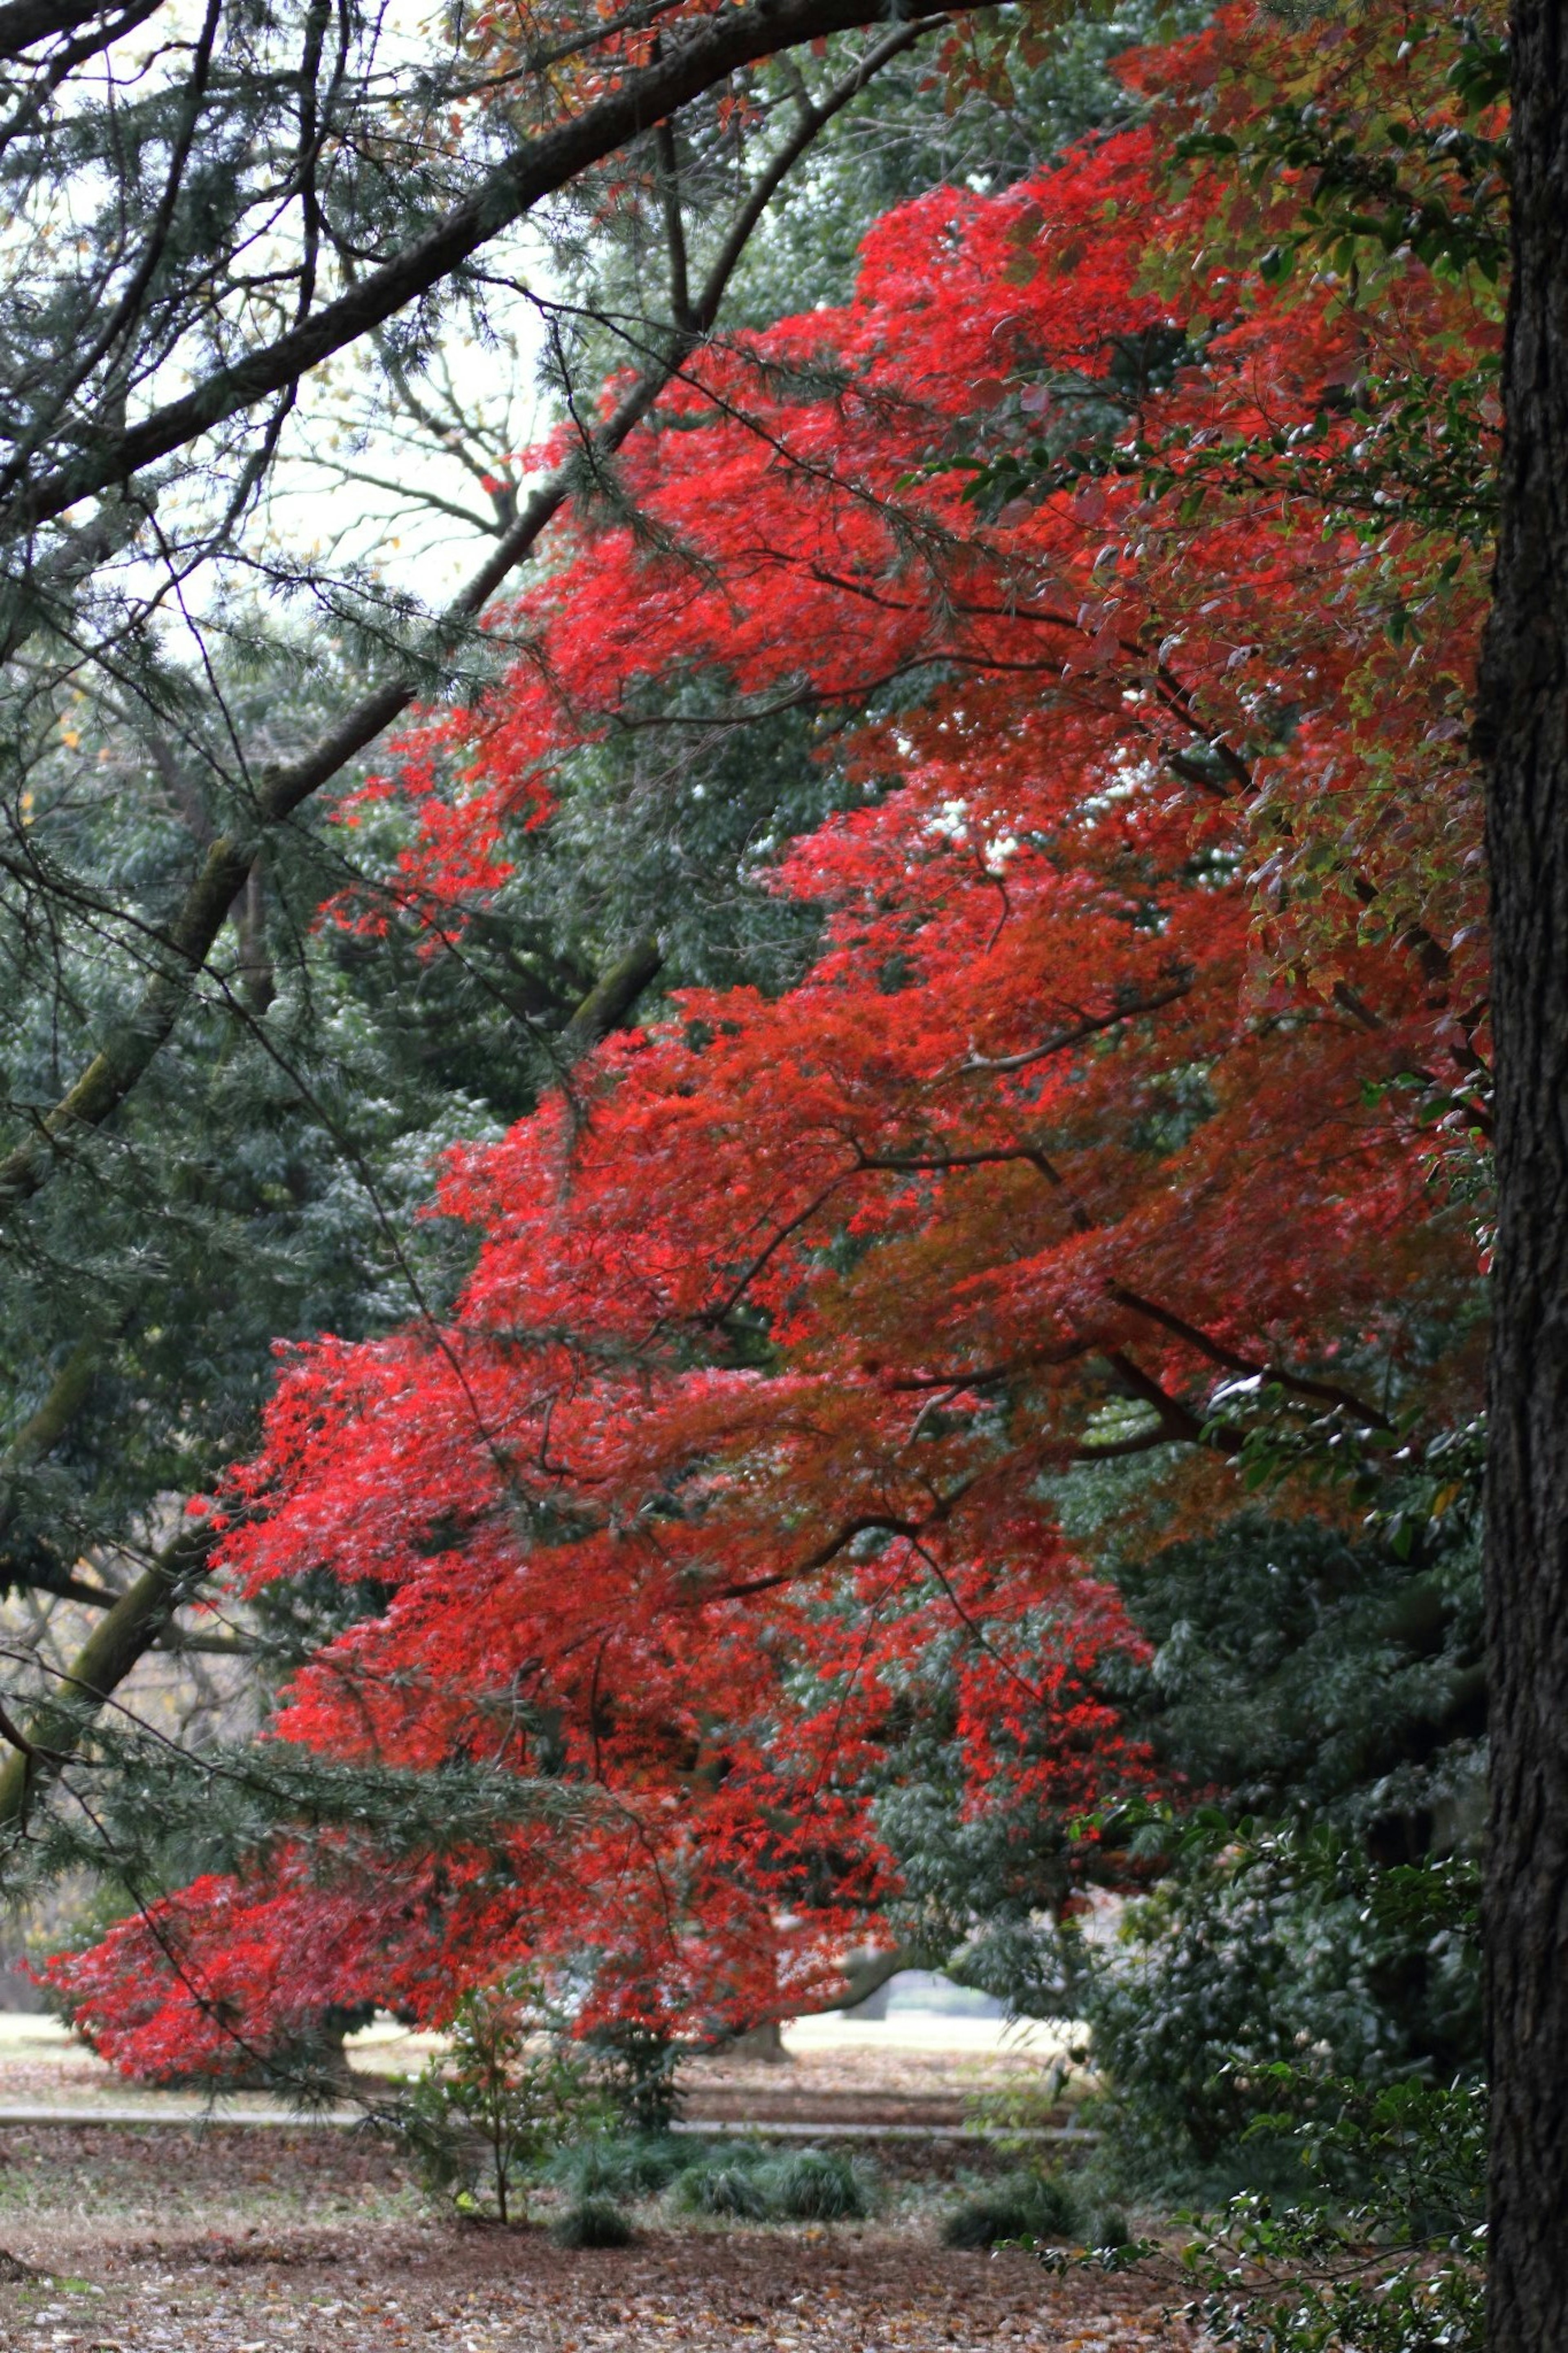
0,2127,1189,2353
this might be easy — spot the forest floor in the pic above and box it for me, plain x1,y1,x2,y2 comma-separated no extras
0,2017,1187,2351
0,2124,1191,2353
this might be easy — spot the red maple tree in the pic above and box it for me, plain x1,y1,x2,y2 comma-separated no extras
54,0,1498,2078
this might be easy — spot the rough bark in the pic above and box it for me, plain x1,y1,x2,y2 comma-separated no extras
1475,0,1568,2341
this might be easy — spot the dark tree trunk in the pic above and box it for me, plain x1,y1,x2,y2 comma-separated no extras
1477,1,1568,2343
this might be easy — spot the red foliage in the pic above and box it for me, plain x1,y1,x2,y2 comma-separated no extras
53,1,1496,2076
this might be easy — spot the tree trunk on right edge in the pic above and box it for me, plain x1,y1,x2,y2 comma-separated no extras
1476,0,1568,2343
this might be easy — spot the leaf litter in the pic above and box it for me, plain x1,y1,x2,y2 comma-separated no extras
0,2128,1189,2352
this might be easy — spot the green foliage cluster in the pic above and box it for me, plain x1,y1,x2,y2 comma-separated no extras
895,1474,1486,2192
401,1974,610,2225
579,2025,686,2139
1029,2058,1484,2344
1113,1510,1484,1847
1024,1430,1488,2189
670,2141,873,2223
551,2196,636,2249
537,2130,878,2240
409,2078,876,2240
940,2170,1080,2249
1171,2075,1486,2353
1078,1835,1481,2189
545,2132,690,2202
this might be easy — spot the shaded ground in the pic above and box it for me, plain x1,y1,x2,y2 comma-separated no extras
0,2128,1185,2353
0,2014,1140,2347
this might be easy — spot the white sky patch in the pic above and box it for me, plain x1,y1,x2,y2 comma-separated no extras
38,0,560,629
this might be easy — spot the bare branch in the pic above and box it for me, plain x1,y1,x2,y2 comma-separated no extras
0,0,965,541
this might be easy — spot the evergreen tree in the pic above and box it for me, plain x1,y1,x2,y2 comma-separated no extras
0,0,978,1849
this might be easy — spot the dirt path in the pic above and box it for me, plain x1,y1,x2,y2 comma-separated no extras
0,2129,1185,2353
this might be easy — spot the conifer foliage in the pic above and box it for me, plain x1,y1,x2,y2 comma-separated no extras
54,0,1501,2079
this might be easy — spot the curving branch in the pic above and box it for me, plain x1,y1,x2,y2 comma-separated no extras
0,11,944,1231
0,0,964,541
0,0,135,56
0,1520,214,1837
1106,1280,1395,1428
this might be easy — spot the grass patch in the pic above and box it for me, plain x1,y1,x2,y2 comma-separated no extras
546,2134,686,2200
1082,2204,1131,2251
550,2195,635,2248
671,2142,875,2224
940,2171,1079,2249
673,2157,775,2219
762,2149,873,2221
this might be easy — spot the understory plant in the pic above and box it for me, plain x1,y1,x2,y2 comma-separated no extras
401,1973,610,2223
551,2195,636,2249
1033,2055,1485,2350
586,2025,686,2136
671,2141,874,2223
546,2131,688,2202
1078,1817,1482,2197
941,2169,1080,2249
1173,2076,1486,2352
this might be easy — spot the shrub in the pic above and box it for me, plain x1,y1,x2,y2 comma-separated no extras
1178,2194,1483,2353
585,2025,685,2136
400,1972,610,2224
1081,1830,1483,2193
551,2196,635,2249
674,2154,774,2219
760,2148,873,2221
941,2171,1079,2249
671,2140,876,2224
1040,2074,1485,2352
546,2132,686,2201
1083,2205,1131,2252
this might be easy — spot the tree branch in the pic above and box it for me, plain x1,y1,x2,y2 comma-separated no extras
1106,1282,1394,1428
558,935,662,1059
0,0,964,540
0,17,940,1229
0,1336,96,1483
0,0,136,58
0,1522,213,1840
942,976,1196,1078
